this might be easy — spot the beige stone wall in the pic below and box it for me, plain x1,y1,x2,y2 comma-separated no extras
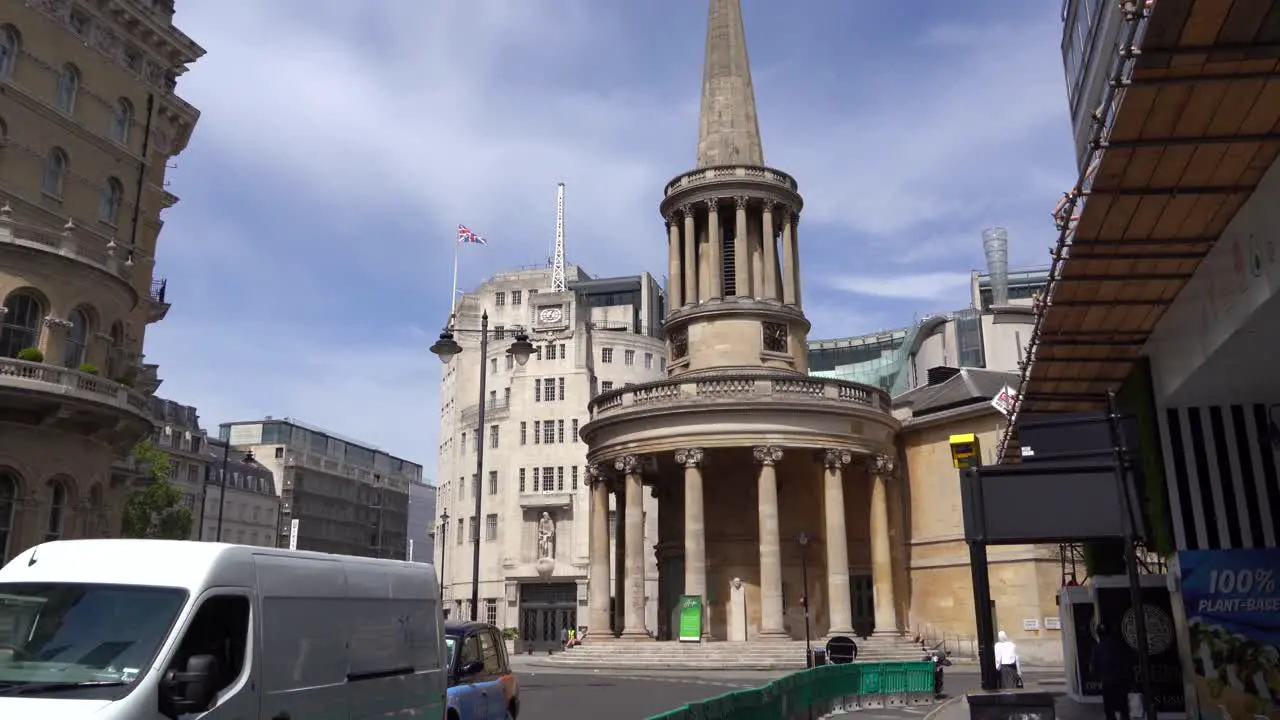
901,410,1065,664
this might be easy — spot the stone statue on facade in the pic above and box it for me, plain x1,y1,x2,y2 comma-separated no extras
537,512,556,560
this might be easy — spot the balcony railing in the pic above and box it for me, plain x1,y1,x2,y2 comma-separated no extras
0,206,134,284
283,451,411,493
588,371,891,422
461,398,511,425
150,278,168,303
0,358,151,417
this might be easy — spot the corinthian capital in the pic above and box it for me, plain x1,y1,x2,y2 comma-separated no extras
678,204,695,220
706,197,720,213
586,463,607,487
674,447,704,468
735,196,749,210
752,446,783,466
821,448,852,469
614,454,641,475
869,454,897,477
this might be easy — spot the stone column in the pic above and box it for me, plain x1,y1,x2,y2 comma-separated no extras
613,479,626,635
780,210,797,305
682,205,698,306
666,214,683,309
707,198,723,300
762,201,779,301
675,447,709,639
869,454,899,635
586,464,612,641
615,455,650,640
791,212,803,309
821,448,855,636
734,197,750,297
752,446,788,639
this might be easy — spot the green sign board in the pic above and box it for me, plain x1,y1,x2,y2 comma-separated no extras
677,595,702,642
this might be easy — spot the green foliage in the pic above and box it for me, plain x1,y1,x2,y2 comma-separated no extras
120,440,192,540
78,362,99,375
16,347,43,362
502,627,519,640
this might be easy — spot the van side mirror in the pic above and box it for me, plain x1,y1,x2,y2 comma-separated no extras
161,654,220,717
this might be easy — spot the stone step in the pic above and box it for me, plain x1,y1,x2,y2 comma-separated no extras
537,636,929,670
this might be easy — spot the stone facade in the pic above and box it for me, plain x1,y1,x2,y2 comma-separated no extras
0,0,203,560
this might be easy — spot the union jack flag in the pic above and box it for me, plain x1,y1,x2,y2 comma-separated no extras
457,224,488,245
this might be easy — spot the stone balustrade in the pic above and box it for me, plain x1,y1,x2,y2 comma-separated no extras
460,397,511,425
0,207,135,284
663,165,798,197
0,357,150,416
588,372,890,421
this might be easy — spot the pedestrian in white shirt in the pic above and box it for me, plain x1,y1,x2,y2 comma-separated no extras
994,631,1022,689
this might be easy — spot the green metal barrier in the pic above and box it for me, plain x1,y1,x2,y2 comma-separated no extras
646,661,936,719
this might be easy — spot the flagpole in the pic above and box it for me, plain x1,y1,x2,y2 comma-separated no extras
450,234,460,322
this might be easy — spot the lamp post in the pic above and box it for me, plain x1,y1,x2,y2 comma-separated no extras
216,443,254,543
439,509,450,615
431,312,534,621
799,532,813,666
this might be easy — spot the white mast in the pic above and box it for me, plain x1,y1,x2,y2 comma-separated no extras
551,182,567,292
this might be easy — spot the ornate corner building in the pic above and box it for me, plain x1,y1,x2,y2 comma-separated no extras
0,0,203,561
579,0,903,643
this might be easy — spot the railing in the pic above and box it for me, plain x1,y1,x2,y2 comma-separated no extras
913,624,978,659
283,451,412,493
0,358,151,417
150,278,168,303
664,164,799,197
588,371,891,421
461,398,511,425
648,661,934,719
0,206,134,284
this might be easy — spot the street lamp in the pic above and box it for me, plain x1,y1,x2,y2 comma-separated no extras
438,508,450,606
798,532,813,666
216,445,255,543
431,312,534,621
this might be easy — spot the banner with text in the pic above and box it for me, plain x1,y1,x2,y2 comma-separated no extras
1178,549,1280,720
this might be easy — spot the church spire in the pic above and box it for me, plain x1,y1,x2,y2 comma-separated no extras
696,0,764,169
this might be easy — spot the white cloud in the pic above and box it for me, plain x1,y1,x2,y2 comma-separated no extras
826,272,973,301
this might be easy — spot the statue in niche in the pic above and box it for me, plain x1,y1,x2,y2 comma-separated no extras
537,512,556,560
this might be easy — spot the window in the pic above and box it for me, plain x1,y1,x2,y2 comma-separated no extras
601,381,614,393
62,308,89,368
170,594,250,707
488,470,497,495
532,468,540,492
45,479,67,541
110,98,133,144
495,325,505,340
556,466,564,491
0,470,16,559
42,147,69,198
56,64,79,114
624,349,635,366
489,425,499,448
542,467,554,491
535,346,542,361
461,432,466,453
512,290,522,306
645,353,653,369
519,468,526,492
547,344,557,360
469,516,478,542
504,387,511,404
559,344,566,359
485,600,498,628
558,377,565,401
456,518,464,544
557,419,565,444
1,291,43,358
99,177,124,225
601,347,614,363
542,378,556,402
485,514,497,541
571,418,579,442
534,379,541,402
457,476,464,499
505,354,513,370
520,421,527,445
572,466,579,490
542,421,554,444
0,26,18,79
490,357,497,374
495,292,505,306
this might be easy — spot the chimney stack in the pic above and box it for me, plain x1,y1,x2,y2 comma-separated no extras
982,227,1010,307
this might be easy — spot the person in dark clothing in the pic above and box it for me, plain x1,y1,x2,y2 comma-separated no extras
1091,625,1135,720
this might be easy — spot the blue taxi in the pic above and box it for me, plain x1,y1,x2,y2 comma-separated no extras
444,621,520,720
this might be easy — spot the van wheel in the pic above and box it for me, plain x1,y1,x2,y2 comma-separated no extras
446,710,460,720
507,701,519,719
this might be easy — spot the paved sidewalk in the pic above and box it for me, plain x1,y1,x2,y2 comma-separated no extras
928,692,1096,720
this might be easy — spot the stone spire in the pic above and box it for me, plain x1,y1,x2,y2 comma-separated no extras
695,0,764,169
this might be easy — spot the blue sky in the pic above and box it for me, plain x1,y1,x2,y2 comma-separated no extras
145,0,1077,469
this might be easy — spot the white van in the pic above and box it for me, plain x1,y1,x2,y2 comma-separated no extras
0,539,447,719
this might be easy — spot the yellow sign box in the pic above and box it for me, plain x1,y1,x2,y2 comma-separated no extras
949,433,981,469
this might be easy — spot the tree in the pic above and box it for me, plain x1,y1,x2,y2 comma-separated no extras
120,440,193,540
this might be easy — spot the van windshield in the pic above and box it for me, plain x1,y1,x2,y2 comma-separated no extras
0,582,188,689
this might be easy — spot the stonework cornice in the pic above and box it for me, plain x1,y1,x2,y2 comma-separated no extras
674,447,704,468
614,454,641,475
821,448,852,469
752,446,783,466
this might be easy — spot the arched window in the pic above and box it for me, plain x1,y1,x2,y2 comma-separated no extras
0,291,43,358
0,470,16,562
0,26,18,79
42,147,68,198
62,307,89,368
56,63,79,113
99,177,123,225
110,98,132,144
45,479,67,542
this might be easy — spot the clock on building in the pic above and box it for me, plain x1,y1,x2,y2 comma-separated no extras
538,306,564,323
